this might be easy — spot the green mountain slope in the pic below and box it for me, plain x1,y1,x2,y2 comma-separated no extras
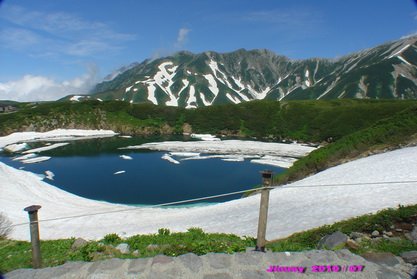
77,36,417,107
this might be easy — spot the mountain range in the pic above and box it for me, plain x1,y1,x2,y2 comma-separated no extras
68,36,417,107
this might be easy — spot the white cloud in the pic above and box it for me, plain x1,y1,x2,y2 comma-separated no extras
0,66,98,102
0,4,136,57
175,28,191,49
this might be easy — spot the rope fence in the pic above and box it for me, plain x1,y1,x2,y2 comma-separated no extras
4,179,417,230
2,176,417,267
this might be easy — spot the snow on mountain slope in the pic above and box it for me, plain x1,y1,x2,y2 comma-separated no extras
2,145,417,241
90,36,417,105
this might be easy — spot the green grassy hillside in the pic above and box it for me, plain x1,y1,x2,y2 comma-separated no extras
1,100,416,144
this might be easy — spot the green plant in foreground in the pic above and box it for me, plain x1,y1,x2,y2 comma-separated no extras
102,233,122,245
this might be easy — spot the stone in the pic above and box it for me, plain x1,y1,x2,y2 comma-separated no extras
127,258,149,274
132,250,140,256
371,230,380,237
150,267,184,279
335,249,358,261
385,231,394,237
152,255,174,266
350,232,365,239
71,237,88,250
376,268,407,279
235,252,263,266
400,251,417,265
362,252,400,267
395,228,403,232
178,253,203,273
87,258,125,273
317,231,348,250
411,226,417,243
240,270,271,279
345,239,360,250
205,253,232,269
115,243,130,254
203,273,233,279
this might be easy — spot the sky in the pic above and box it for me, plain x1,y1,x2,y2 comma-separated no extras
0,0,416,102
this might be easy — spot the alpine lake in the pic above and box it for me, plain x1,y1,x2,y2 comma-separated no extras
0,136,284,206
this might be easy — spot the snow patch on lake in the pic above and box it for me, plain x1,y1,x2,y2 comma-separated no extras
119,155,133,160
21,156,51,164
22,143,69,154
45,170,55,180
161,154,180,164
122,140,316,167
13,153,37,161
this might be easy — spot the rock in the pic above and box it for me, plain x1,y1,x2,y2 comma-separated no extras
115,243,130,254
371,230,380,237
371,237,382,244
396,228,403,232
350,232,365,240
317,231,348,250
71,238,88,250
385,231,394,237
400,251,417,265
411,226,417,243
132,250,140,256
345,239,360,250
362,252,400,267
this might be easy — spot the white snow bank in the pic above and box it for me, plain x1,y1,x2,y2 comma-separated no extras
2,146,417,241
22,143,69,154
123,140,316,159
251,156,297,169
4,143,28,152
0,129,118,149
119,155,133,160
190,134,220,141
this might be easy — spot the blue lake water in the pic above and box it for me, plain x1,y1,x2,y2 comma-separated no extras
0,137,284,206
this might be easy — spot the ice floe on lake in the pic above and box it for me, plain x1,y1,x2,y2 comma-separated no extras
21,156,51,164
119,155,133,160
123,140,316,168
22,142,69,154
13,153,37,161
161,154,180,164
45,170,55,180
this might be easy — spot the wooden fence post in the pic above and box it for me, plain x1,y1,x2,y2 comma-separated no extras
255,170,273,252
24,205,42,269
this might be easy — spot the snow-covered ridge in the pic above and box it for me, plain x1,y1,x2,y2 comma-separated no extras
2,146,417,241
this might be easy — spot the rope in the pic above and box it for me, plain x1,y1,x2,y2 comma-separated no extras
5,179,417,230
